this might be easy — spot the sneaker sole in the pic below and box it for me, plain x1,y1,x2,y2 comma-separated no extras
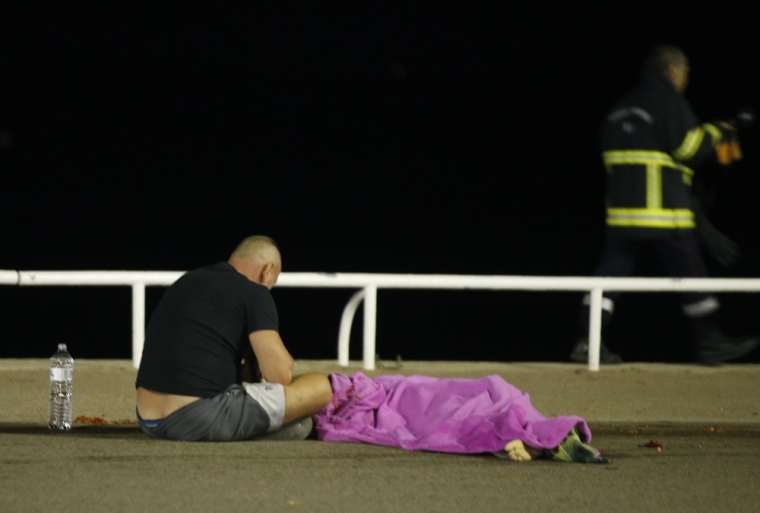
254,417,313,441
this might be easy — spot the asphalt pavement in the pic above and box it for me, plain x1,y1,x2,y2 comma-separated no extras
1,359,759,513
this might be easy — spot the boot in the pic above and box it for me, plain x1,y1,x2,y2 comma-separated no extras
570,337,622,364
690,316,759,366
696,332,758,367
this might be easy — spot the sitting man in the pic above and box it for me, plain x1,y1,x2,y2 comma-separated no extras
135,235,333,441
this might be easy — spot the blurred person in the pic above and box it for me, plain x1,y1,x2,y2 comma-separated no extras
571,45,758,366
135,235,333,441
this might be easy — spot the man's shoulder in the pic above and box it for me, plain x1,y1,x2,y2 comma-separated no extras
173,262,272,299
189,261,235,275
179,262,240,283
606,82,692,126
168,262,244,294
201,263,272,295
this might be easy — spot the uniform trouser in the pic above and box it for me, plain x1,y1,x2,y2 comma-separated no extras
578,230,719,331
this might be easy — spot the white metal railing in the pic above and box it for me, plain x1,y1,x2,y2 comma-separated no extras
3,270,760,371
0,270,19,285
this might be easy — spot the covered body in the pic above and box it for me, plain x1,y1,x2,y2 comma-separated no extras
315,372,591,454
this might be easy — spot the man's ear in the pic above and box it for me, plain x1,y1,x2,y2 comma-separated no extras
665,64,682,88
259,262,274,284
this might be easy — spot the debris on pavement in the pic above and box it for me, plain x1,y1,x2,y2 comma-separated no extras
641,439,663,452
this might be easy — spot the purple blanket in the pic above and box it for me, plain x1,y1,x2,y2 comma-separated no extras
314,372,592,454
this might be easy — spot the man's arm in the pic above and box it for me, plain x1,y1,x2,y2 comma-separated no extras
250,330,333,425
666,97,727,168
240,342,261,383
249,329,294,385
671,122,723,168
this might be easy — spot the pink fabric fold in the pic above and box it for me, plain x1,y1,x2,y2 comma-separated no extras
314,372,592,454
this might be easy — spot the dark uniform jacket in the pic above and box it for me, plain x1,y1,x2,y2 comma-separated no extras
600,72,723,239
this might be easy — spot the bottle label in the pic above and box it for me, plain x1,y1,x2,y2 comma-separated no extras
50,368,73,381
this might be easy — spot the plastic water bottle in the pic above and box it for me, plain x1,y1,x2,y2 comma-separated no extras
48,344,73,430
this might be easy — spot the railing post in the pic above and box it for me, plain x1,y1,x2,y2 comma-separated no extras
132,283,146,369
337,288,367,367
587,287,603,372
363,284,377,370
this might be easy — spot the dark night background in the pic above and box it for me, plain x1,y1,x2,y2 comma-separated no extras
1,3,759,364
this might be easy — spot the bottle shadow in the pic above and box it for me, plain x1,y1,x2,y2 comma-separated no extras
0,423,142,438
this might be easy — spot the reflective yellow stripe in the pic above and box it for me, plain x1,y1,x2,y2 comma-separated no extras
646,163,661,209
703,123,722,145
604,150,675,166
608,208,693,216
602,150,694,183
607,219,696,228
604,151,695,229
606,208,695,229
673,127,705,161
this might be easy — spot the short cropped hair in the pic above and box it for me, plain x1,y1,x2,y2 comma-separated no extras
642,45,687,74
230,235,280,261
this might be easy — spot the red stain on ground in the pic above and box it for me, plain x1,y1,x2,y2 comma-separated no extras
74,416,137,425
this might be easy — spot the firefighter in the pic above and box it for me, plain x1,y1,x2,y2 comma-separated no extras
570,45,758,366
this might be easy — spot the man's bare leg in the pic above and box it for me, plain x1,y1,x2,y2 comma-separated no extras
282,373,333,424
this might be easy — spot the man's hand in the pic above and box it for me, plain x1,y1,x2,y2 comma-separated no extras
715,121,743,165
249,330,294,385
698,222,740,267
691,192,739,267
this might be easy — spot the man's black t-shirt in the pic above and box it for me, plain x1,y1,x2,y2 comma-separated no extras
136,262,279,398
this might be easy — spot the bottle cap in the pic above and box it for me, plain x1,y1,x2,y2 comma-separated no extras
58,344,67,351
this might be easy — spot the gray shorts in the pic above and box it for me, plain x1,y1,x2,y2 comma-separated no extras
137,383,286,441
